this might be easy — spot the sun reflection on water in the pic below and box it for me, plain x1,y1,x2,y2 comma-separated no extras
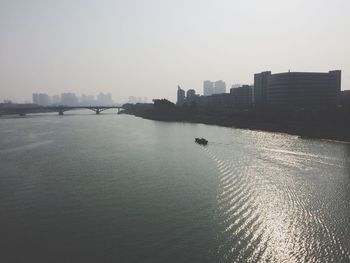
206,130,350,262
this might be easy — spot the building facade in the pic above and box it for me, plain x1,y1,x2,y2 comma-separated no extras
203,81,214,96
206,93,233,111
254,71,271,106
177,86,185,106
32,93,39,105
340,90,350,107
214,80,226,94
267,70,341,108
230,85,253,109
32,93,50,106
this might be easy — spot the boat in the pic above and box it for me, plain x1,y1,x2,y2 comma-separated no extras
195,138,208,145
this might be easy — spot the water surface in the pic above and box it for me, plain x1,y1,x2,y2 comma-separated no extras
0,111,349,262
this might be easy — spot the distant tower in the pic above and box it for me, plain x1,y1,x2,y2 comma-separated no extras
203,81,214,96
177,86,185,106
254,71,271,106
214,80,226,94
32,93,39,105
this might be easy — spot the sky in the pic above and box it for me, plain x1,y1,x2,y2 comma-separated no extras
0,0,349,103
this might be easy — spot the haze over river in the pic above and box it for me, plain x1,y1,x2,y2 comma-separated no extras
1,111,350,263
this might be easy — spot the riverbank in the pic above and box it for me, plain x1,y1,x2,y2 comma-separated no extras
122,106,350,143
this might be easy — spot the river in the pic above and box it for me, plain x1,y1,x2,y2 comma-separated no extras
0,111,349,262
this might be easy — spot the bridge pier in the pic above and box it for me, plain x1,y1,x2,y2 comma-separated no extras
96,109,100,114
58,109,64,115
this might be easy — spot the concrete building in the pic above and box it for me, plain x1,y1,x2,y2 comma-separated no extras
206,93,233,111
32,93,39,105
267,70,341,109
214,80,226,94
230,85,253,109
177,86,185,106
254,71,271,106
39,94,50,106
32,93,50,106
340,90,350,107
203,81,214,96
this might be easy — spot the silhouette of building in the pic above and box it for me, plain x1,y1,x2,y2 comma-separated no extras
203,81,214,96
186,89,196,98
214,80,226,94
340,90,350,107
177,86,185,106
267,70,341,108
254,71,271,106
230,85,253,109
206,93,233,111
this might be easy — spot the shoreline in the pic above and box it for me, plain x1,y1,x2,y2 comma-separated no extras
122,109,350,143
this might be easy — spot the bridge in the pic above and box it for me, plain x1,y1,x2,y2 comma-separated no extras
0,105,123,116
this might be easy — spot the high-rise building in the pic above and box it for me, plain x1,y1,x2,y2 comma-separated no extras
206,93,233,111
203,81,214,96
32,93,39,105
186,89,196,98
230,85,253,109
267,70,341,109
254,71,271,106
33,93,50,106
340,90,350,107
214,80,226,94
177,86,185,106
38,93,50,106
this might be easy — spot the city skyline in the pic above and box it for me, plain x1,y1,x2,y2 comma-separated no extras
1,0,350,103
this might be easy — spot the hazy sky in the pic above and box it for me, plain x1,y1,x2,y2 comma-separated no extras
1,0,349,103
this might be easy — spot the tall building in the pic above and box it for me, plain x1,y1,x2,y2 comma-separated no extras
340,90,350,107
214,80,226,94
203,81,214,96
177,86,185,106
254,71,271,106
39,93,50,106
267,70,341,108
32,93,39,105
206,93,233,111
230,85,253,109
32,93,50,106
186,89,196,98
